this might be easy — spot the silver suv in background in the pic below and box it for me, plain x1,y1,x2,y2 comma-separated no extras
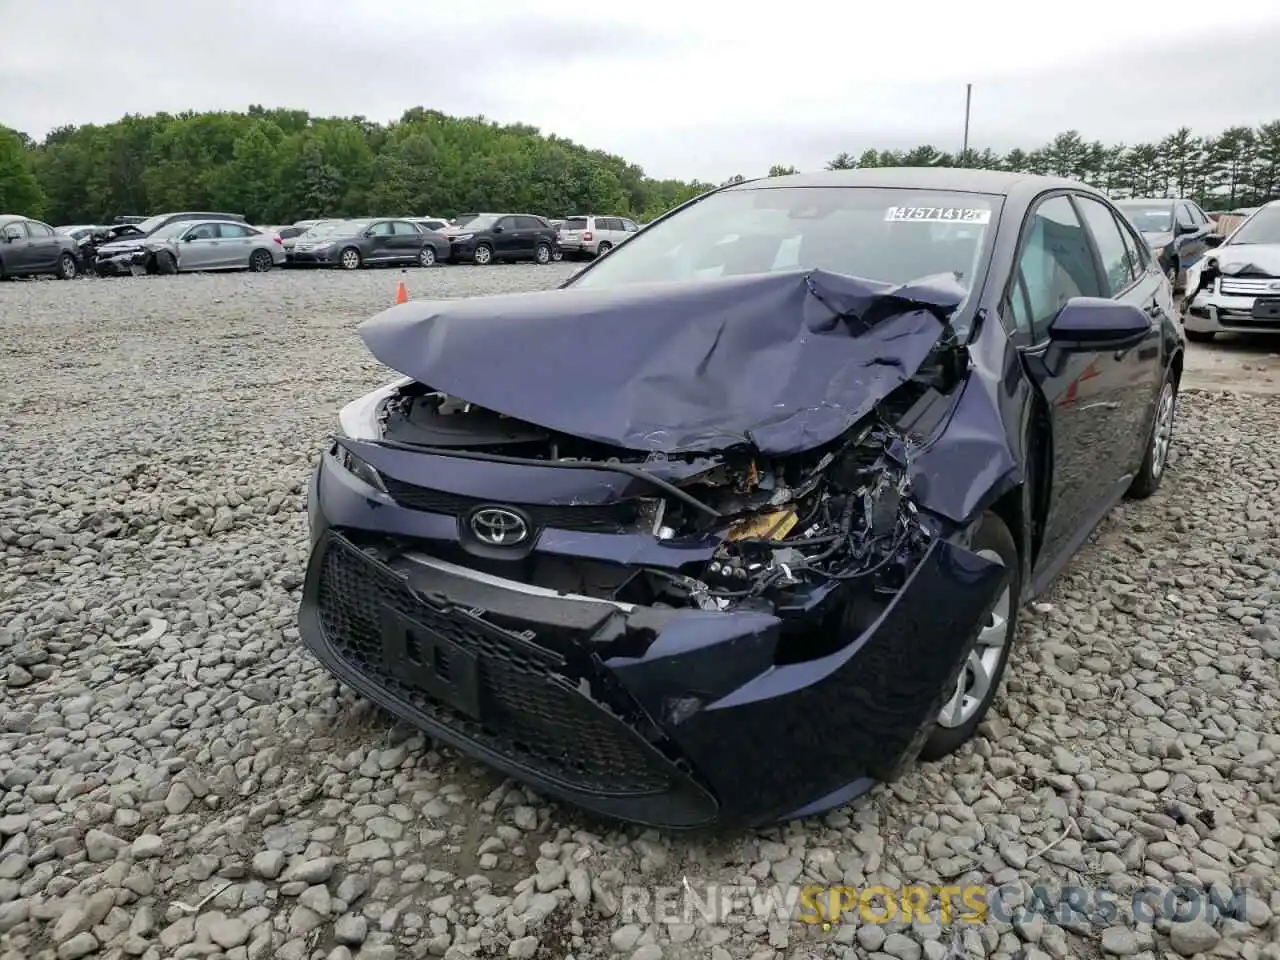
557,215,639,258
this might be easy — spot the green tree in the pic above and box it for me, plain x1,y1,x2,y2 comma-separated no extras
767,164,798,177
0,127,45,215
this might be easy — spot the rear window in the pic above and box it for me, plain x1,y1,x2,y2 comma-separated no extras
563,218,589,229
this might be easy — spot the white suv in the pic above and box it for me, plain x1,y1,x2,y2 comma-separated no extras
557,215,639,259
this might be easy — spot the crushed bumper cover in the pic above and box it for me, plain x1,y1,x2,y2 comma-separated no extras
298,523,1007,829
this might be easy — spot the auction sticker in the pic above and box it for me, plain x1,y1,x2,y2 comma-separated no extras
885,206,992,224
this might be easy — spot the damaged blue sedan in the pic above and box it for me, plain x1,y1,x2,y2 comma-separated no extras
299,169,1184,829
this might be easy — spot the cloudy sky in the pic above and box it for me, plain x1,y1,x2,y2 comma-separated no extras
4,1,1280,182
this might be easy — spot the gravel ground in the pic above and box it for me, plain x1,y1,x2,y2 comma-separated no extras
1,266,1279,960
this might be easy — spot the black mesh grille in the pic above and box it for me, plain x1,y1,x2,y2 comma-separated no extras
380,477,640,533
314,536,673,795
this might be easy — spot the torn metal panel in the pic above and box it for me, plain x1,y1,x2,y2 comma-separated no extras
357,268,959,456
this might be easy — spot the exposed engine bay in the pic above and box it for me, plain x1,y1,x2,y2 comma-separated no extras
364,332,966,619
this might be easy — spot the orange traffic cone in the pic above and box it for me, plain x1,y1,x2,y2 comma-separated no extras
395,281,408,304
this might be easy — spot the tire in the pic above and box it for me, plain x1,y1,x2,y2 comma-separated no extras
551,248,563,262
1184,329,1215,343
249,249,273,273
56,253,78,280
156,252,178,275
596,241,612,257
472,243,493,266
920,511,1020,762
339,247,362,271
533,242,552,265
1125,371,1178,499
418,246,436,268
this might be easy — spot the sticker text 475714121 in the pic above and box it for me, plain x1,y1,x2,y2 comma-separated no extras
885,206,992,225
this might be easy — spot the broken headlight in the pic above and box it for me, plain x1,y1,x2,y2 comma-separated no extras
333,442,387,493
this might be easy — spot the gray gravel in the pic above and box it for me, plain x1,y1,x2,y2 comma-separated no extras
2,265,1279,960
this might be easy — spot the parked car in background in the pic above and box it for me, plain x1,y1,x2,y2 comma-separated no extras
557,215,640,259
55,223,146,273
300,168,1183,828
127,211,247,238
290,218,445,270
0,215,82,279
95,219,285,275
112,215,147,225
1182,199,1280,342
439,213,559,265
1114,198,1217,289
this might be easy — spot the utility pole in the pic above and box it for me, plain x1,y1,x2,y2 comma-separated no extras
962,83,972,164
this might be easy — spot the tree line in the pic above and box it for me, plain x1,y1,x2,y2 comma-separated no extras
1,107,1278,225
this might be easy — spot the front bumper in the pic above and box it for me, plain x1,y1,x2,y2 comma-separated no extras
297,449,1008,828
446,238,479,262
95,250,147,276
1184,289,1280,335
290,248,338,265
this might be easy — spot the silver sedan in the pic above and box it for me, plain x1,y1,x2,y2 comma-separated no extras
96,220,287,275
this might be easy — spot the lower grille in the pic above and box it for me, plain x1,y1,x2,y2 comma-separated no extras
314,535,674,795
380,477,640,533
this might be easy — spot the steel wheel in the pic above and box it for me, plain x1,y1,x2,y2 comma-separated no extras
936,549,1012,730
340,248,361,270
1149,380,1175,479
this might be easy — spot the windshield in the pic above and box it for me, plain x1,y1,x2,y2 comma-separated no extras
1225,206,1280,246
135,215,170,235
1116,203,1173,234
567,186,999,304
454,214,497,230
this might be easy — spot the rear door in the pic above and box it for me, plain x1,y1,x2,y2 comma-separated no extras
390,220,424,261
514,216,546,256
1006,193,1137,573
215,222,256,268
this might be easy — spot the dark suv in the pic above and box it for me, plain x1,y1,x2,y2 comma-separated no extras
438,213,559,265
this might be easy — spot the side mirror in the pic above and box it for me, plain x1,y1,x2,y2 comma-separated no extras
1175,221,1197,235
1048,297,1150,350
2,234,14,243
183,235,196,242
1204,234,1224,248
492,225,504,234
363,230,376,238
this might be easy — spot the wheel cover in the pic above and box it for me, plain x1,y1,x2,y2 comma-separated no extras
936,548,1011,729
1150,382,1176,478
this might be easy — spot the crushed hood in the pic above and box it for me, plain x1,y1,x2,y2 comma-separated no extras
1213,242,1280,277
358,268,960,456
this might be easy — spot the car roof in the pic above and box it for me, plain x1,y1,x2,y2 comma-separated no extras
731,167,1088,198
0,214,30,224
1115,197,1179,204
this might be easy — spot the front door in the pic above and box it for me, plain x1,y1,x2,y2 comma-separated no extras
492,217,522,258
1,221,37,271
1008,193,1138,572
366,221,396,261
178,222,222,270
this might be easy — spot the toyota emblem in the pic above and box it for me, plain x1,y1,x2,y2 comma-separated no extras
469,507,529,546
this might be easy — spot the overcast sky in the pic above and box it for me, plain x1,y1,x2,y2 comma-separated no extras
4,1,1280,182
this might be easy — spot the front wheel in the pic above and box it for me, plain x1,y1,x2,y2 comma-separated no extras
339,247,361,271
1125,373,1177,499
472,244,493,266
920,511,1020,761
418,246,436,267
249,249,273,273
56,253,78,280
156,251,178,275
533,243,552,265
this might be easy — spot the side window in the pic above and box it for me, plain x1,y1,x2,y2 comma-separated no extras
621,219,639,232
514,216,543,230
392,221,421,235
1074,196,1136,296
218,223,251,238
369,221,395,237
1174,203,1194,229
1113,212,1149,276
187,223,218,240
1013,195,1106,340
1188,203,1208,226
3,222,28,240
26,221,54,238
495,217,516,231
